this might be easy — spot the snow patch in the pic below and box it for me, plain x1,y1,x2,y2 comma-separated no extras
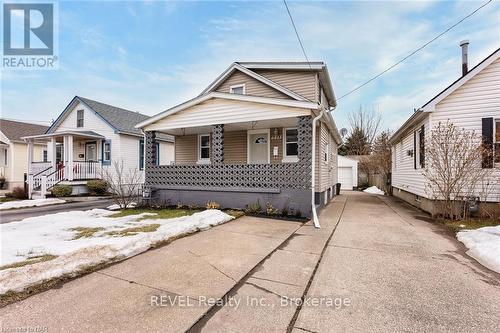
106,202,137,210
457,225,500,274
363,186,385,195
0,209,233,294
0,198,66,210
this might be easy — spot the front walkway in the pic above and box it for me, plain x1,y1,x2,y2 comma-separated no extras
1,192,499,332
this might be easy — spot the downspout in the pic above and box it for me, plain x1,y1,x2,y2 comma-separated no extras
311,105,337,229
311,108,325,228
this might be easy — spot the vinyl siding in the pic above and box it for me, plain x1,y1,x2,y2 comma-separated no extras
315,122,338,192
430,57,500,202
224,131,247,163
216,71,290,99
8,142,45,186
391,117,430,198
392,57,500,202
144,98,311,132
175,135,198,164
255,70,318,102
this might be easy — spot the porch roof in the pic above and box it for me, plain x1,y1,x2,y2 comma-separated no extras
22,130,105,141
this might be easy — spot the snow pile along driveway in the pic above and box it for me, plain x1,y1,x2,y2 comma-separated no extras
0,198,66,210
363,186,385,195
457,226,500,274
0,209,233,294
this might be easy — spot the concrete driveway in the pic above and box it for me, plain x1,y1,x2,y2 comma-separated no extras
1,192,499,332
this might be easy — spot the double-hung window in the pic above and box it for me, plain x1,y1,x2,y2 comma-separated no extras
102,140,111,165
198,134,210,163
42,150,48,162
77,110,84,127
283,128,298,162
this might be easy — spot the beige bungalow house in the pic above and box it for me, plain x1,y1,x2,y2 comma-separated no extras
0,119,48,190
136,62,342,225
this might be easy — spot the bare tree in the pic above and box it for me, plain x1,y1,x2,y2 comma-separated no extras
348,106,382,148
102,160,142,209
423,121,493,219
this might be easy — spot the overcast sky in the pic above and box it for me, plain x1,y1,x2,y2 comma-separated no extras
1,0,499,132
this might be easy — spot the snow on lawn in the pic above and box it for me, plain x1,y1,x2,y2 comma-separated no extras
0,209,233,294
457,225,500,274
0,198,66,210
363,186,385,195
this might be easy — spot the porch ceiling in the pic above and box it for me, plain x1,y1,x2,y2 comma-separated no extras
158,117,300,136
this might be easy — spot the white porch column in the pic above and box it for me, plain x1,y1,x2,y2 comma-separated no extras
27,139,34,174
67,135,74,180
49,137,57,170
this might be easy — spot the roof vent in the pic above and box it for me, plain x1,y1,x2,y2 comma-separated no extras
460,40,469,76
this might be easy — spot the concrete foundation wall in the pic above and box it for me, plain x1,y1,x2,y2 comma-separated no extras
393,186,500,218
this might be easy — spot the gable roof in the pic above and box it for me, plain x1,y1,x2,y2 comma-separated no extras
47,96,172,141
421,47,500,111
0,119,48,143
201,63,308,101
389,47,500,145
238,61,336,108
135,92,320,129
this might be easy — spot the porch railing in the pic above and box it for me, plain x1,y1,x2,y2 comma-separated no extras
73,161,101,180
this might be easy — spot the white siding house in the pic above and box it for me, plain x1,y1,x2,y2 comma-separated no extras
24,96,174,198
389,46,500,213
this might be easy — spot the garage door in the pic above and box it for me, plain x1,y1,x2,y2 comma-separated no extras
338,167,353,190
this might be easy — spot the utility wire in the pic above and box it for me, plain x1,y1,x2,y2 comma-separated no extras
283,0,312,69
337,0,493,101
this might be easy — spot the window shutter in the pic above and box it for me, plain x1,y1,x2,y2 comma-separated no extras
413,131,417,169
482,117,494,168
419,125,425,168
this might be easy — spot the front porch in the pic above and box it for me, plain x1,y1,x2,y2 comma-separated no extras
24,131,106,198
143,116,318,216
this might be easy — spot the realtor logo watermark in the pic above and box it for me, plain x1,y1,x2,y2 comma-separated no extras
2,1,58,69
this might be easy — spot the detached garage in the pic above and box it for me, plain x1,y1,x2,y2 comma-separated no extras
337,156,358,190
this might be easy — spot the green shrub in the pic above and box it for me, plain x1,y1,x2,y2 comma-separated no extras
245,200,261,214
87,180,108,195
0,176,6,189
52,185,72,197
6,186,28,199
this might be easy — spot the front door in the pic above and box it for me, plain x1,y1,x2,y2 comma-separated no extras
248,132,269,164
85,142,97,161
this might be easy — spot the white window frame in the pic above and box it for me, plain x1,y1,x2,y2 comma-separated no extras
229,84,246,95
197,134,211,164
76,109,84,128
247,129,270,164
282,127,299,163
42,149,48,162
415,128,422,169
103,141,112,163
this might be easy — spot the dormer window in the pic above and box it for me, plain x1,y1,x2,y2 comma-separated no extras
77,109,84,127
230,84,245,95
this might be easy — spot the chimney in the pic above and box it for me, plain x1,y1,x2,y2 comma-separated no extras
460,40,469,76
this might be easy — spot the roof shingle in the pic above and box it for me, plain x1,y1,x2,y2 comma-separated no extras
0,119,48,142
